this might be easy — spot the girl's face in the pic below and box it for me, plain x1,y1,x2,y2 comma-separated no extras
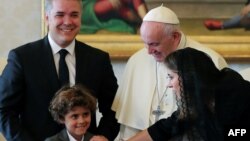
167,69,181,99
62,106,91,140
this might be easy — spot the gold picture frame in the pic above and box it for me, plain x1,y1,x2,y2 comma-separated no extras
41,0,250,61
76,35,250,61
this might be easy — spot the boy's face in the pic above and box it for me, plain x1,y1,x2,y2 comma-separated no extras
62,106,91,140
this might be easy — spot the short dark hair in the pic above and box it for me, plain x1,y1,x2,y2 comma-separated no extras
49,84,96,123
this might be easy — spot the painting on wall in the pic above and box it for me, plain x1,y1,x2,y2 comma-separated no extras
41,0,250,60
79,0,148,34
42,0,147,35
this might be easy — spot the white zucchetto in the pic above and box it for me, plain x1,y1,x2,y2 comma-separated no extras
143,5,180,24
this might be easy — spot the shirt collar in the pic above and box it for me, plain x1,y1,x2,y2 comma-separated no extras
48,33,75,56
67,130,84,141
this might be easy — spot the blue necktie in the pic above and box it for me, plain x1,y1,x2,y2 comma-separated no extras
58,49,69,86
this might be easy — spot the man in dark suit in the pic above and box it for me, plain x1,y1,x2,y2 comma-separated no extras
0,0,119,141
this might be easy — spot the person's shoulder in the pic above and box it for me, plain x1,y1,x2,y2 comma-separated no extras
44,134,59,141
45,129,68,141
124,48,155,71
186,38,215,54
187,38,216,54
128,48,152,63
186,38,226,61
219,68,250,88
84,132,94,141
220,68,244,80
186,37,204,47
9,37,46,59
75,40,108,56
239,67,250,82
13,38,45,52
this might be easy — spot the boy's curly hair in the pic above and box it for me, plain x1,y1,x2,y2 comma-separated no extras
49,84,96,123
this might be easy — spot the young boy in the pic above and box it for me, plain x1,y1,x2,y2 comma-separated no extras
45,85,97,141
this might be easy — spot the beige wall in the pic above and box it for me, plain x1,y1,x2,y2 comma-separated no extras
0,0,41,58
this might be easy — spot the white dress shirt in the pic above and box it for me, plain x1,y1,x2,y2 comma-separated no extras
48,33,76,86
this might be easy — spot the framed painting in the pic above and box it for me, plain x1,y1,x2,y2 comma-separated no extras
41,0,250,61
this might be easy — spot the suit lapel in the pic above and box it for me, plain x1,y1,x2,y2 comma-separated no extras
75,41,89,84
57,129,93,141
58,129,69,141
39,36,61,90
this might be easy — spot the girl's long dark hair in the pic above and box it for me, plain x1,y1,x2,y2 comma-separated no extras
165,48,223,141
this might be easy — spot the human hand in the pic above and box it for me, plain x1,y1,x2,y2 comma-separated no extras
90,135,109,141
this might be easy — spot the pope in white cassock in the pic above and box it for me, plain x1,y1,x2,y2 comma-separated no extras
112,5,228,140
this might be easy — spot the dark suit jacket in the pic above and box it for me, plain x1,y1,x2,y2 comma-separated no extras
0,36,119,141
45,129,93,141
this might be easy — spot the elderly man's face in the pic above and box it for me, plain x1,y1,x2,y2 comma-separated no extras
140,22,178,62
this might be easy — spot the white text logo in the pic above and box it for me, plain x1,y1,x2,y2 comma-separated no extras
228,129,246,136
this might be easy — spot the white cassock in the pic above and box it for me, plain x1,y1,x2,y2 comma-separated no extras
239,68,250,82
111,32,228,140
